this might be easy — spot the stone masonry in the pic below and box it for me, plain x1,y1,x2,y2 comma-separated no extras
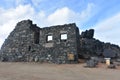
0,20,80,64
0,19,120,64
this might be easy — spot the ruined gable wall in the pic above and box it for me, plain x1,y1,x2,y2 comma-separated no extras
0,20,40,61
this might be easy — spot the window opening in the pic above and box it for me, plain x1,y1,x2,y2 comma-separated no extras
61,33,67,40
28,46,31,51
47,35,53,42
34,32,39,44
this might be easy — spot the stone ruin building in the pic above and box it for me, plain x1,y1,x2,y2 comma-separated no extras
0,20,120,64
0,20,80,63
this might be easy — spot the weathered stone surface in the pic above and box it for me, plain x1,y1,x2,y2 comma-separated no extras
0,19,120,64
108,64,116,69
0,20,80,63
79,35,120,59
81,29,94,39
86,59,98,68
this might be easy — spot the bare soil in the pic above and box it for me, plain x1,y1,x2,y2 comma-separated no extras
0,62,120,80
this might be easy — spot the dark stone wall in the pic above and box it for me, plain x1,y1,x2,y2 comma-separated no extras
38,24,79,63
0,20,79,63
0,19,120,63
81,29,94,39
79,30,120,59
0,20,41,62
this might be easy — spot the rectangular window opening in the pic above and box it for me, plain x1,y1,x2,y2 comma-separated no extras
47,35,53,42
61,33,67,40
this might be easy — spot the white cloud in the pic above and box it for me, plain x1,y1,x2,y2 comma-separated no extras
32,3,95,27
1,2,119,48
79,3,95,21
0,4,35,48
46,3,95,26
47,7,74,25
0,3,95,48
94,13,120,46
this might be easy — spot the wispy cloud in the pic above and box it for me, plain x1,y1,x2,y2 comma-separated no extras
93,13,120,45
31,0,43,7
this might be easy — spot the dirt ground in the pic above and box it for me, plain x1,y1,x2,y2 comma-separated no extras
0,62,120,80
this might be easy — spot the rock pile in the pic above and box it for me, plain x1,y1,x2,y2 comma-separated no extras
79,30,120,59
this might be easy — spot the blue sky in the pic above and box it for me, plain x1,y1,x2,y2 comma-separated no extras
0,0,120,47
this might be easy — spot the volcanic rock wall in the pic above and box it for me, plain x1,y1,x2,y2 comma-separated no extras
0,19,120,63
0,20,80,63
0,20,40,62
79,30,120,59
